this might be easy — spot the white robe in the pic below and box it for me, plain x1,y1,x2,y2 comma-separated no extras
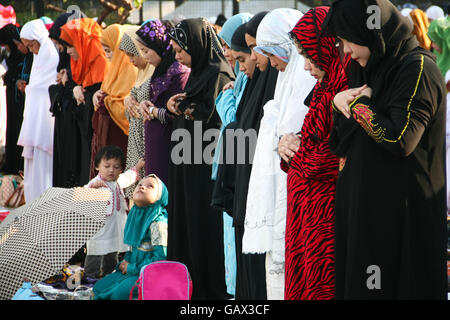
18,19,58,203
85,169,140,256
243,8,316,300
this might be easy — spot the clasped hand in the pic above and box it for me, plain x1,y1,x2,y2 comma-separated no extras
333,85,372,119
278,133,301,163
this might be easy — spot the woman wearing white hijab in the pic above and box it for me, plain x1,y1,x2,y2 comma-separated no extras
243,8,315,300
19,19,58,203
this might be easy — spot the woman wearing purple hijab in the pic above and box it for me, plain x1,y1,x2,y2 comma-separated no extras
135,20,190,185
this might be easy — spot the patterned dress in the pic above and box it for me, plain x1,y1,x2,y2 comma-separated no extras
282,7,348,300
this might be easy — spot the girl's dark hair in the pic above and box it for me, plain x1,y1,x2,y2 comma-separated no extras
94,145,126,170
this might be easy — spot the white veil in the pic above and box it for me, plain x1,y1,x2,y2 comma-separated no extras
18,19,58,154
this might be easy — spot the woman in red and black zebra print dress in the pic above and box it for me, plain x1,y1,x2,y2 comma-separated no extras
278,7,350,300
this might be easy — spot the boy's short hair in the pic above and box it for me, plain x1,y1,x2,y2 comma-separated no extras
94,145,126,171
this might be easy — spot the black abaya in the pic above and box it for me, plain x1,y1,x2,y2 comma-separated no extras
167,18,235,300
326,0,448,299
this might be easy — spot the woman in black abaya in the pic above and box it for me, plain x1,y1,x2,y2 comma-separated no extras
167,18,235,300
325,0,447,299
49,13,82,188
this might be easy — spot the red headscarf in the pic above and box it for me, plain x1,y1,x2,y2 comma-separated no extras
288,6,350,176
60,18,109,88
290,6,349,105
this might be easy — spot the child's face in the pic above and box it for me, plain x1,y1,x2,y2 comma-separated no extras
132,176,160,207
96,157,123,182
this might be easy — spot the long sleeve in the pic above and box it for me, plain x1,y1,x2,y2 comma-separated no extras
348,54,440,157
179,72,232,121
215,89,237,126
289,98,339,181
124,246,167,276
153,71,188,124
122,219,168,276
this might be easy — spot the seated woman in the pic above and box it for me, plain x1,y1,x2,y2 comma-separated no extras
93,174,168,300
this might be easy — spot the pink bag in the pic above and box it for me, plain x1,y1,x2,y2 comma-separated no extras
129,260,193,300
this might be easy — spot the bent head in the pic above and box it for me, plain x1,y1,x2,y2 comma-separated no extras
231,49,256,78
21,38,40,55
245,33,269,72
337,37,371,67
171,40,192,68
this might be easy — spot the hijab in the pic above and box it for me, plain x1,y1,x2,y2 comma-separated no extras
410,9,432,51
254,9,306,63
118,25,155,88
49,11,86,43
428,17,450,76
60,18,109,88
243,8,316,260
18,19,58,153
100,24,138,135
136,19,175,80
245,11,268,38
48,13,73,72
0,23,20,49
123,174,168,248
323,0,418,75
289,6,349,170
218,12,253,76
218,12,253,47
290,6,349,100
168,18,235,99
0,23,23,70
324,0,437,156
230,23,251,54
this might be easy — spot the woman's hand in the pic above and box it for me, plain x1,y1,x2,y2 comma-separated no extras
135,158,145,171
125,95,141,118
119,260,129,274
73,85,86,106
16,80,27,93
222,81,235,92
167,93,185,116
184,108,194,120
92,89,105,111
56,69,68,86
333,85,371,118
278,133,301,163
139,100,156,121
60,69,69,86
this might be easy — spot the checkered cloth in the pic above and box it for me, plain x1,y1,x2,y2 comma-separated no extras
0,187,111,300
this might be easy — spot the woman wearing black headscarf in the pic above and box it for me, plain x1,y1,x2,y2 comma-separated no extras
48,13,83,188
325,0,447,299
0,24,32,174
230,17,279,300
167,18,235,299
